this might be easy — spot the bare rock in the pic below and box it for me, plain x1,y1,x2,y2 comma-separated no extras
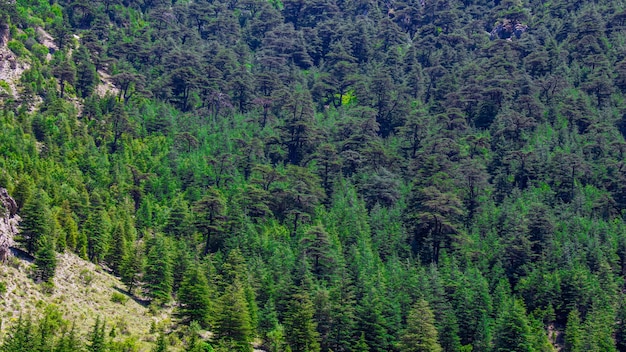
490,19,528,40
0,23,9,47
0,188,20,263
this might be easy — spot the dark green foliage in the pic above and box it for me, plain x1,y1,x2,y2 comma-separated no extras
178,265,212,328
144,234,173,303
5,0,626,350
51,54,76,98
85,205,111,263
18,189,52,254
284,292,320,352
193,188,227,255
120,241,144,295
34,235,57,283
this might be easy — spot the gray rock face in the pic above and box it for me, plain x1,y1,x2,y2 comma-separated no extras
0,188,20,262
490,19,528,40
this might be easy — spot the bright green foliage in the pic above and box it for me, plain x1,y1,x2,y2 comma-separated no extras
178,264,212,328
0,316,36,352
354,332,369,352
356,292,392,351
88,317,107,352
398,299,442,352
284,292,320,352
57,201,79,253
55,322,83,352
214,282,253,351
493,299,534,352
152,333,168,352
165,196,193,238
564,309,583,352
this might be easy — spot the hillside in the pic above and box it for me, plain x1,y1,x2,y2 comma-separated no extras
0,251,165,351
3,0,626,351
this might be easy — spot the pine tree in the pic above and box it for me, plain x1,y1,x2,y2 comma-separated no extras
88,317,106,352
399,299,443,352
55,322,83,352
193,188,227,255
165,196,193,238
106,223,127,275
36,305,66,351
0,316,36,352
85,209,111,264
284,292,320,352
356,292,392,352
616,300,626,352
172,242,192,293
77,230,88,259
178,264,212,328
144,234,173,303
214,282,253,351
493,299,534,352
120,241,144,295
19,189,52,254
34,235,57,283
152,332,168,352
57,202,79,251
354,332,370,352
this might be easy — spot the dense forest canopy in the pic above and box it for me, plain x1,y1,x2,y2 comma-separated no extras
2,0,626,350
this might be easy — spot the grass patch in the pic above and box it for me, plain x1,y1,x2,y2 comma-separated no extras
111,292,128,304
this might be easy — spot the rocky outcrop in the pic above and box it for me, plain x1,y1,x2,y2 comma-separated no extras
0,23,9,47
0,188,20,262
490,19,528,40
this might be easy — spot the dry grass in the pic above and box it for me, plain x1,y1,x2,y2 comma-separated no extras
0,252,175,351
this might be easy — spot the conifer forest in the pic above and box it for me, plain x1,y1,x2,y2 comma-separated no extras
3,0,626,350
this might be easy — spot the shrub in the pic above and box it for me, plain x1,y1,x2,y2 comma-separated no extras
111,292,128,304
7,40,26,56
79,269,94,286
0,281,6,296
30,43,49,62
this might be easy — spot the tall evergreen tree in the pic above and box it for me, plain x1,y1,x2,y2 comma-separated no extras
85,209,111,264
34,235,57,283
106,223,127,275
144,234,173,303
493,299,534,352
178,264,212,328
55,322,83,352
18,189,52,254
194,188,227,255
284,292,320,352
0,316,36,352
120,241,144,295
565,309,583,352
398,299,443,352
88,317,106,352
214,282,254,351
